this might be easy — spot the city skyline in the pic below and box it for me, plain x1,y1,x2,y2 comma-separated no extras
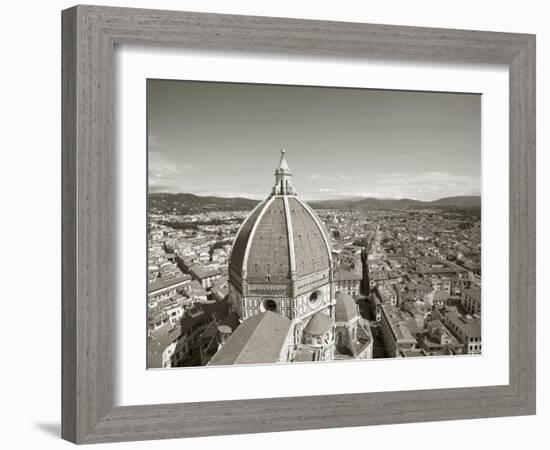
148,80,481,202
147,89,482,368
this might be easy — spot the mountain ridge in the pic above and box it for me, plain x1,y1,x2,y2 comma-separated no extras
149,192,481,213
309,195,481,210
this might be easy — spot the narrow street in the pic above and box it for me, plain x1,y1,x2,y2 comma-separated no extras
356,296,386,359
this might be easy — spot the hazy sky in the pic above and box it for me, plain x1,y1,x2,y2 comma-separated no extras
148,79,480,201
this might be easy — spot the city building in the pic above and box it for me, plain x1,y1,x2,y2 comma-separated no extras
147,323,183,369
461,288,481,315
333,268,363,297
211,278,230,302
379,303,418,357
182,280,208,302
419,319,462,355
334,292,373,359
176,301,234,366
148,273,192,301
189,264,222,289
444,310,482,354
370,290,383,323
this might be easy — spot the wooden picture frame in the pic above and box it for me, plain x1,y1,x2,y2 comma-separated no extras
61,5,536,444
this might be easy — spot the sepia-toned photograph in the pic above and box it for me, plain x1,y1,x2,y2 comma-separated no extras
147,79,482,369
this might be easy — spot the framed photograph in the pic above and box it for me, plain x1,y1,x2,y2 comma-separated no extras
62,5,536,444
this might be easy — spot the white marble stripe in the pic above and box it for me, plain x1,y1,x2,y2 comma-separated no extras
282,196,296,276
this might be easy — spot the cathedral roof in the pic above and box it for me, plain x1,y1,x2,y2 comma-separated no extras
335,292,359,322
229,151,332,284
207,311,292,366
304,311,333,336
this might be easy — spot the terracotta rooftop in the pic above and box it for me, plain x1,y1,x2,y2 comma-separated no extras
208,311,292,366
148,274,191,294
304,311,333,336
335,291,359,323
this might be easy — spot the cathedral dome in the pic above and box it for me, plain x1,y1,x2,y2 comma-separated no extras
229,150,332,284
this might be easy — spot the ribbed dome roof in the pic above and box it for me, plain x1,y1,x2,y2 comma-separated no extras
304,311,333,336
335,291,358,322
229,196,332,283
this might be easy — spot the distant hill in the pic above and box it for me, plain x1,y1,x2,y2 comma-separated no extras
427,196,481,208
149,192,259,214
149,192,480,214
309,195,481,210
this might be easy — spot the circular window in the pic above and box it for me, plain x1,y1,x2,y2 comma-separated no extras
309,291,321,309
261,299,277,312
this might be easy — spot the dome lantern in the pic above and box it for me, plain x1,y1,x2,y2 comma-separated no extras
272,149,296,196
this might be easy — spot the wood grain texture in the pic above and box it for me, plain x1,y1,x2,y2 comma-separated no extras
61,5,536,444
61,7,77,443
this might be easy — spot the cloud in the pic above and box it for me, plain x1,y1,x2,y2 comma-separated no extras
308,174,364,182
372,171,480,199
301,171,480,201
148,148,198,192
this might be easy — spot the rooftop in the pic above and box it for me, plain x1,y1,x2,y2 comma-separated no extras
147,323,181,368
334,268,362,281
335,291,359,323
445,311,481,338
381,304,418,343
190,265,222,280
180,301,230,335
208,311,293,366
304,311,333,336
148,274,191,294
462,288,481,302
